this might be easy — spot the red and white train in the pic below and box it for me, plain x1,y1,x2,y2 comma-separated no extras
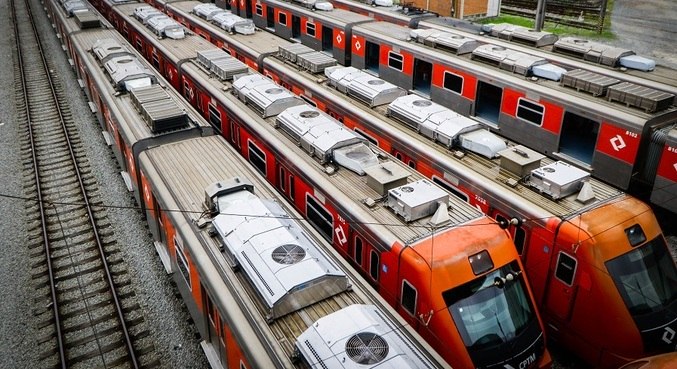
43,2,455,369
76,1,560,368
140,0,677,217
85,0,677,368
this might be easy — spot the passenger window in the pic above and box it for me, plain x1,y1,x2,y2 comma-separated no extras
278,12,287,26
516,98,545,126
401,280,417,316
369,250,380,281
306,23,316,37
443,71,463,94
208,103,221,128
306,195,333,241
175,236,191,290
247,141,267,176
388,52,403,71
354,237,363,266
555,252,577,286
255,4,262,16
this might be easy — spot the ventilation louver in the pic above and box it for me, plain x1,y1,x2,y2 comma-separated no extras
130,84,188,133
212,12,255,35
553,37,655,71
325,66,406,107
528,161,591,200
73,10,101,29
295,304,437,369
193,3,228,21
275,105,378,174
232,74,303,117
607,82,675,113
92,38,130,63
471,44,552,77
210,178,348,319
133,6,163,24
486,23,558,47
195,49,248,81
561,69,620,97
62,0,88,17
296,51,337,74
103,56,156,92
278,43,314,63
409,29,480,55
388,95,506,158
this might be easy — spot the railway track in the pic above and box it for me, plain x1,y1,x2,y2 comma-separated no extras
12,0,160,367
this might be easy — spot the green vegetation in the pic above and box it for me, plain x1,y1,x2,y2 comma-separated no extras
476,0,616,40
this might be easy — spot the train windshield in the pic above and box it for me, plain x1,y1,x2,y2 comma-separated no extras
606,236,677,316
443,261,544,368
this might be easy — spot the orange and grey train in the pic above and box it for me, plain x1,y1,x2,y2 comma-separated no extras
78,2,554,368
43,4,452,369
86,0,677,367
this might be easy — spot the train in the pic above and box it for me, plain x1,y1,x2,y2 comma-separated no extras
84,0,677,367
41,2,453,368
138,0,677,216
64,1,561,368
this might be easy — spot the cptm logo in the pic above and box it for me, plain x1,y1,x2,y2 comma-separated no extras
610,134,626,151
503,353,536,369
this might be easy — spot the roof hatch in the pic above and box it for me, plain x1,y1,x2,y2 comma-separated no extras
386,180,449,222
276,105,378,174
409,29,480,55
325,66,406,107
209,178,349,320
295,304,436,369
388,95,506,158
130,84,188,133
232,74,304,118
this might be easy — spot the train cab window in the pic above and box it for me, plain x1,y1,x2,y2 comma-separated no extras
365,41,380,73
255,4,262,16
306,22,316,37
559,112,599,164
433,176,469,202
208,103,221,128
306,195,333,241
443,71,463,94
388,51,404,71
401,280,417,316
516,98,545,126
354,128,378,146
247,141,267,176
369,250,380,281
175,236,191,290
555,252,577,286
514,227,526,255
354,237,363,266
278,12,287,26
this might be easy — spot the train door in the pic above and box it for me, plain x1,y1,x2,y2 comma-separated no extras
266,6,275,29
245,0,252,18
365,41,380,73
412,58,432,96
292,15,301,40
474,81,503,125
322,26,333,53
202,289,228,369
558,112,599,164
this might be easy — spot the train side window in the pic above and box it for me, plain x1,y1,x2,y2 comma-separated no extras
443,71,463,94
247,141,267,176
135,38,142,52
353,128,378,146
388,51,404,71
432,176,469,202
369,250,380,281
408,160,416,169
306,195,333,241
230,121,241,149
555,252,577,286
354,237,363,266
395,152,403,161
182,80,191,99
306,22,316,37
208,103,221,128
152,54,159,69
516,98,545,126
278,166,286,192
240,361,247,369
278,12,287,26
175,235,191,290
255,4,262,16
288,174,295,201
401,280,417,316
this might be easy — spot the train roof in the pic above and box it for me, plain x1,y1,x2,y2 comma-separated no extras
352,22,677,130
48,0,105,34
330,0,438,26
169,0,293,57
69,29,211,143
137,135,446,368
182,61,487,246
419,17,677,92
263,59,626,219
260,0,375,26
